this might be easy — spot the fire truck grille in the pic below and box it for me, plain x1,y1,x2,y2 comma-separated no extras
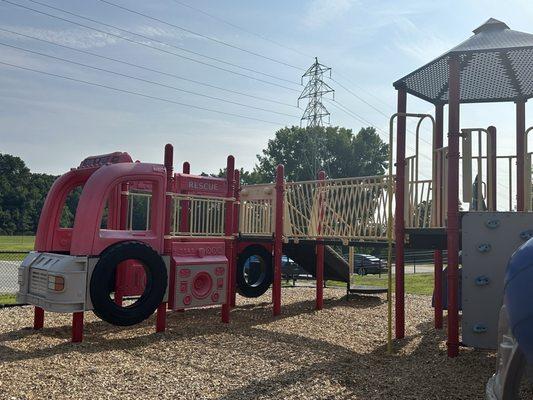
29,268,48,296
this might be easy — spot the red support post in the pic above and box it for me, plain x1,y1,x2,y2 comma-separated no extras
33,306,44,330
222,156,235,323
273,164,285,316
158,144,173,328
395,88,407,339
231,169,241,308
71,312,84,342
433,103,444,330
170,161,190,313
447,55,461,358
163,144,174,252
315,171,326,311
517,101,526,211
180,161,191,232
156,303,167,332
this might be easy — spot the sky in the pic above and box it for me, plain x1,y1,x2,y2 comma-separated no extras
1,0,533,191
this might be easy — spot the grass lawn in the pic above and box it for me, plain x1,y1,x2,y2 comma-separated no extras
0,294,17,305
0,236,35,252
328,273,434,296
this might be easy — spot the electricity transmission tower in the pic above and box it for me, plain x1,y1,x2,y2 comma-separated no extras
298,57,335,127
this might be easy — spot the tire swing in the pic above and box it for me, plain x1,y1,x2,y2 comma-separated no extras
90,241,167,326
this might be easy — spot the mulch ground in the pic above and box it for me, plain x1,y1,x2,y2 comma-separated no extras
0,288,495,399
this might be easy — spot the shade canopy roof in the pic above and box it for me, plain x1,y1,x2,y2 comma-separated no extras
394,18,533,104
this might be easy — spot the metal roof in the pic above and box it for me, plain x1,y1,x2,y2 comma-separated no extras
394,18,533,104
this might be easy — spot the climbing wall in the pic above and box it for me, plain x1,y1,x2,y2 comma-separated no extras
462,212,533,349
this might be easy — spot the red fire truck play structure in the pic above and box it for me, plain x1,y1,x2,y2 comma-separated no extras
18,145,241,341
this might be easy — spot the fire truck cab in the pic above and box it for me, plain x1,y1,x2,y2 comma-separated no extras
17,152,171,327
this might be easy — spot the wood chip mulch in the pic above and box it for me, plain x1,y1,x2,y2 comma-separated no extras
0,288,495,399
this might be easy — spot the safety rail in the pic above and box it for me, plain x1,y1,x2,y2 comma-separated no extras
405,155,433,229
285,175,392,241
239,184,275,237
169,193,232,238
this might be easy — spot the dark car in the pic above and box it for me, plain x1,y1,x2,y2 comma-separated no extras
353,254,384,275
281,255,310,283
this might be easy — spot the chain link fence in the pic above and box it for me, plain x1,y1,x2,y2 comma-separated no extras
0,251,27,306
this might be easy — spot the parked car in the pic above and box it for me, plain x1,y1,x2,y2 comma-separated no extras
281,255,309,283
353,254,384,275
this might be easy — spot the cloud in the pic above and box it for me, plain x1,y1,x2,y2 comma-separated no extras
0,26,122,49
303,0,356,28
392,17,454,63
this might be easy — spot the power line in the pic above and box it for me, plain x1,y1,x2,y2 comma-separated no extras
331,76,433,147
327,98,433,165
24,0,300,85
0,60,290,125
331,77,389,119
334,71,394,110
96,0,305,71
2,0,301,92
0,41,299,118
0,27,298,108
21,0,297,86
170,0,312,59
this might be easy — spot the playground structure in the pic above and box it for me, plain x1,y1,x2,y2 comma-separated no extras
13,21,533,397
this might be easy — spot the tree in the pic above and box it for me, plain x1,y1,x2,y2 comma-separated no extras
0,153,62,235
215,167,263,185
252,125,388,182
0,154,31,234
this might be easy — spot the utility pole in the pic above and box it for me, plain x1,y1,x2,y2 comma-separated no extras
298,57,334,127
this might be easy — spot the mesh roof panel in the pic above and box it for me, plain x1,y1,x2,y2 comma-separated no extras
394,18,533,104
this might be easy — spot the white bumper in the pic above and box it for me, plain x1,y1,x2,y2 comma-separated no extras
17,252,94,313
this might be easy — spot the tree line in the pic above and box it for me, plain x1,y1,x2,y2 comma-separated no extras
0,125,387,235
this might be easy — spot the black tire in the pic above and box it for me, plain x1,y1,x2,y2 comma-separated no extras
90,241,167,326
236,245,273,298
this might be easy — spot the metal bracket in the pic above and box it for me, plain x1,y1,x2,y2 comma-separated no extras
519,229,533,241
475,275,490,286
485,219,500,229
477,243,492,253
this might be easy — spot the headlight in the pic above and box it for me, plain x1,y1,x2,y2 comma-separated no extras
47,275,65,292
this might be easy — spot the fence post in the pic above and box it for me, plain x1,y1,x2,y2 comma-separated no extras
316,171,326,310
273,165,284,316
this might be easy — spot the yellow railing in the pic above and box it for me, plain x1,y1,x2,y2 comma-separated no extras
284,175,393,241
405,156,433,229
239,184,276,237
169,193,228,238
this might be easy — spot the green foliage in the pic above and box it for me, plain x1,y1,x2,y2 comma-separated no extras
0,153,61,235
216,167,264,185
253,125,388,182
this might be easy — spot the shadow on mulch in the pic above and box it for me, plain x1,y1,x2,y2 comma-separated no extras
0,293,494,399
0,294,381,361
